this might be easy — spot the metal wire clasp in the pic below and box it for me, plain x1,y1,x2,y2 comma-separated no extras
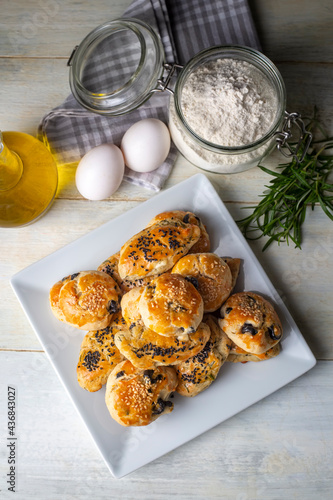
67,46,78,67
152,63,183,95
275,111,312,163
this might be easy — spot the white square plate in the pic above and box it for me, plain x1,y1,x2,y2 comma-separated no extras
11,173,316,478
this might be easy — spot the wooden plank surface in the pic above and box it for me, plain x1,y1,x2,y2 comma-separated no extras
1,0,333,497
0,352,332,499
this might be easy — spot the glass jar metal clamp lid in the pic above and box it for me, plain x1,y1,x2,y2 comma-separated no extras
68,18,311,173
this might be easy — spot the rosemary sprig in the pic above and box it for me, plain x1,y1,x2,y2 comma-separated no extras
237,119,333,250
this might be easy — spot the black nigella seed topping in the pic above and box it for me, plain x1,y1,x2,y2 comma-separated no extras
225,307,233,314
82,350,100,371
185,276,199,289
241,323,258,335
106,300,119,314
193,341,211,363
116,370,125,379
103,265,113,277
267,324,282,340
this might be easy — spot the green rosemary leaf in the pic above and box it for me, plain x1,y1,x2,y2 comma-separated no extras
237,116,333,250
318,194,333,221
259,165,286,178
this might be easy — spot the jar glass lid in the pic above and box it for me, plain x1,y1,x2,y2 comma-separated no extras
68,19,165,115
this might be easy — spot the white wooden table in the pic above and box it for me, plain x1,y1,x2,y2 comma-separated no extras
1,1,333,498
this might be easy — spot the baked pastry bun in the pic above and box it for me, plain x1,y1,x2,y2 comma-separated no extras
50,271,121,330
77,312,125,392
227,341,281,363
139,273,204,337
172,253,233,312
118,218,200,281
219,292,283,354
121,286,144,329
175,315,230,397
105,360,177,426
97,252,132,294
146,210,210,254
98,252,155,293
49,275,71,322
114,321,211,369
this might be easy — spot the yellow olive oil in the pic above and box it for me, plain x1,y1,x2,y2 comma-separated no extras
0,132,58,228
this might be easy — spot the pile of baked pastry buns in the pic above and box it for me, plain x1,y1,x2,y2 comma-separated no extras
49,210,283,427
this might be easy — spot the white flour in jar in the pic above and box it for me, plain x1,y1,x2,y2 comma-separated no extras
169,57,280,173
181,58,278,146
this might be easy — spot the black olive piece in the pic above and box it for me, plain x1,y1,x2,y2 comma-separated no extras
152,398,165,415
225,307,233,314
106,300,119,314
143,370,154,384
115,370,124,379
247,295,257,303
185,276,199,289
267,324,282,340
68,272,79,280
152,398,173,415
183,214,190,224
241,323,258,335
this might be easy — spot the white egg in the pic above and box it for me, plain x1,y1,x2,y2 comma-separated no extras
75,144,124,200
121,118,171,173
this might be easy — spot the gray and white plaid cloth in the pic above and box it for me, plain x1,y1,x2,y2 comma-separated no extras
38,0,260,191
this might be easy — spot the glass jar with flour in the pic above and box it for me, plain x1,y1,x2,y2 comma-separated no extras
169,45,286,173
68,19,309,174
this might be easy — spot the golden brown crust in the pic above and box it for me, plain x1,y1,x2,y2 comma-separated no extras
139,273,204,337
77,312,125,392
114,321,211,369
175,315,230,397
219,292,283,354
77,346,114,392
105,360,178,426
172,253,233,312
98,252,155,293
49,276,70,322
118,218,201,281
146,210,210,254
121,286,144,328
226,341,281,363
50,271,121,330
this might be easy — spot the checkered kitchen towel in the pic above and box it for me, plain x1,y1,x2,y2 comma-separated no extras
38,0,260,191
